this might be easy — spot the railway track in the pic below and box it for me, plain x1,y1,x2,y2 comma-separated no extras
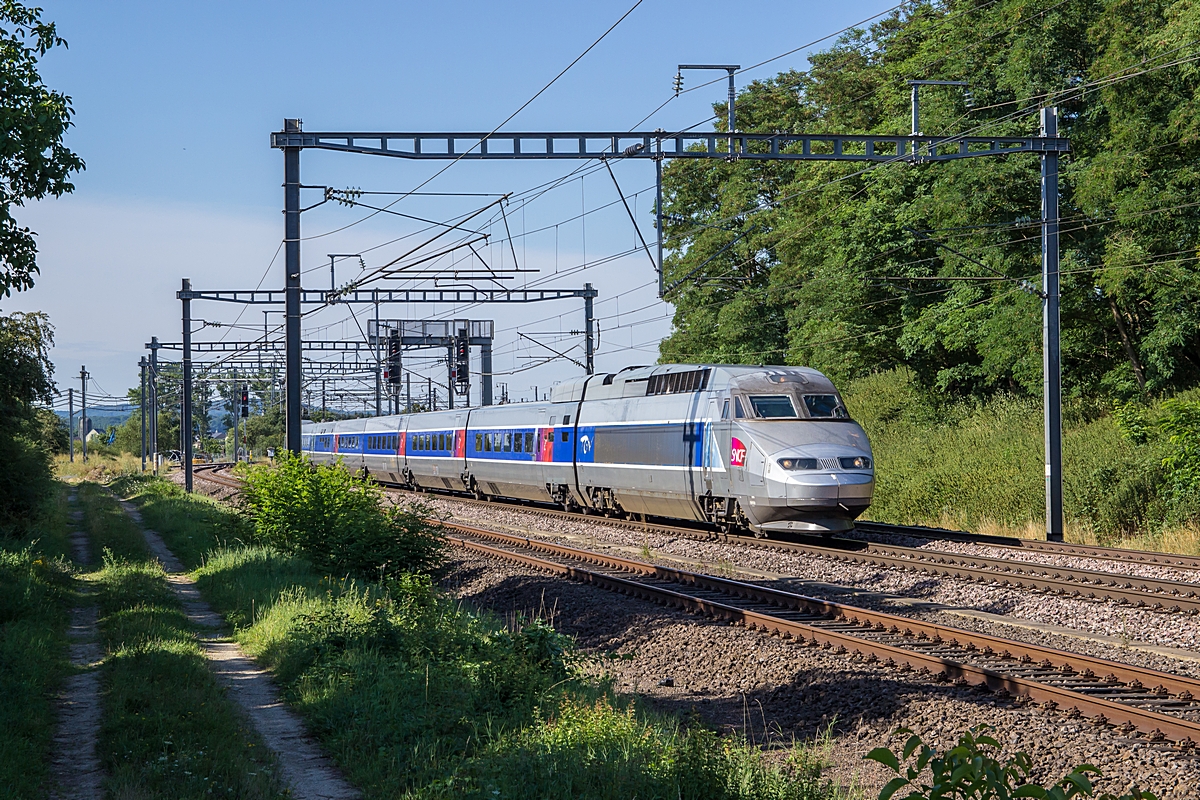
380,487,1200,614
444,522,1200,749
190,464,1200,747
194,466,1200,614
854,520,1200,572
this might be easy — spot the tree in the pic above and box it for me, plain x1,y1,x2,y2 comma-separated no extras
659,0,1200,402
0,1,84,296
0,310,55,535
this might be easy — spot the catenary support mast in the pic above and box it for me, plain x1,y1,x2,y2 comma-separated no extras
1042,107,1064,542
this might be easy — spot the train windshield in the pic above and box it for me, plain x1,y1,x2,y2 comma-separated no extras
803,394,849,419
748,395,798,418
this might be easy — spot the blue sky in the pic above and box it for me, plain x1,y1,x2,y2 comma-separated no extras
11,0,899,411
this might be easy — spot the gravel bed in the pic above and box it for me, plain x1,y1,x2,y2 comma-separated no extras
413,494,1200,657
444,549,1200,798
852,528,1200,586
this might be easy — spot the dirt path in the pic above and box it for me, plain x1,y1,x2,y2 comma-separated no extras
116,499,359,800
50,495,104,800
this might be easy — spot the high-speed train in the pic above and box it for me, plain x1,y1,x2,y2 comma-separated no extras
302,364,874,535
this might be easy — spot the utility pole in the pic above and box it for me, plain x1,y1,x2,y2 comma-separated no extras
406,373,411,414
140,357,147,471
283,118,303,454
79,366,88,463
181,278,194,492
68,387,74,463
374,299,382,415
232,368,239,464
1042,107,1064,542
148,337,159,474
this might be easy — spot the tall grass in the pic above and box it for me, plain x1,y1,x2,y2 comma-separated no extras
844,368,1200,550
55,452,143,484
0,484,73,799
118,475,844,800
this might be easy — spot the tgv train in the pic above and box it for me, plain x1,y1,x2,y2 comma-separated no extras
302,364,874,534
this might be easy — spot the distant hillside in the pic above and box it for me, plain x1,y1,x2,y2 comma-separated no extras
56,406,134,433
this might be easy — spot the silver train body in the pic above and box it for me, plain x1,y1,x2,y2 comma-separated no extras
302,364,874,534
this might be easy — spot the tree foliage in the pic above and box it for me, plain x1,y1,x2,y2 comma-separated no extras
660,0,1200,401
0,310,55,535
0,1,83,296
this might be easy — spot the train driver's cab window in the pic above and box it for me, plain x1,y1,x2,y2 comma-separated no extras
722,399,730,419
803,395,848,419
749,395,798,419
733,396,746,418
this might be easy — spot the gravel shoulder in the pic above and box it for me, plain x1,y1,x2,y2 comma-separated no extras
444,549,1200,798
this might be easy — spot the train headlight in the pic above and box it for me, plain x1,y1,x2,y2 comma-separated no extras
777,457,820,470
838,456,872,470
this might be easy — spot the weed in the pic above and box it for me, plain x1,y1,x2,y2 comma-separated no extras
865,725,1155,800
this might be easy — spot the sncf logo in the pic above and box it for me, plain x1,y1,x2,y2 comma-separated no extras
731,437,747,467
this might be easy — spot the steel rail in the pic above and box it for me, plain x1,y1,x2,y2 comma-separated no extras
854,520,1200,571
381,487,1200,613
443,522,1200,749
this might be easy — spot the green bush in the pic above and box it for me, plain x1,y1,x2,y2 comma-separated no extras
239,453,446,580
0,431,54,539
866,726,1155,800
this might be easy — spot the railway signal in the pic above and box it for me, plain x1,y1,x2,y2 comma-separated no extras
240,384,249,418
454,330,469,396
386,329,401,385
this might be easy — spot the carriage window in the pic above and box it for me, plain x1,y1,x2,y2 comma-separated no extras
749,395,798,419
475,433,483,451
484,434,492,452
803,395,848,419
503,433,512,452
525,432,535,452
734,397,746,418
513,433,523,453
438,433,445,451
561,430,570,442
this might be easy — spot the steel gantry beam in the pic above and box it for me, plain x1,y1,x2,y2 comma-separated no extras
269,129,1068,163
177,286,596,306
266,115,1068,542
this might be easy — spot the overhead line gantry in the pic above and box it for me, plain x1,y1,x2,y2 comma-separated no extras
265,111,1070,542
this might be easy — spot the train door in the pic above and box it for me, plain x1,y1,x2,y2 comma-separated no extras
702,399,720,493
748,442,766,486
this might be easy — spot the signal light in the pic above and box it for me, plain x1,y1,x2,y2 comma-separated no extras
387,329,401,386
454,331,470,395
240,384,249,418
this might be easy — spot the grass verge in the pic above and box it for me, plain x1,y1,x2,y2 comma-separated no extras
75,482,287,799
116,475,844,800
0,484,73,799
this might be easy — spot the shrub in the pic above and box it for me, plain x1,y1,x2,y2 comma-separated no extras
865,726,1155,800
238,452,446,579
